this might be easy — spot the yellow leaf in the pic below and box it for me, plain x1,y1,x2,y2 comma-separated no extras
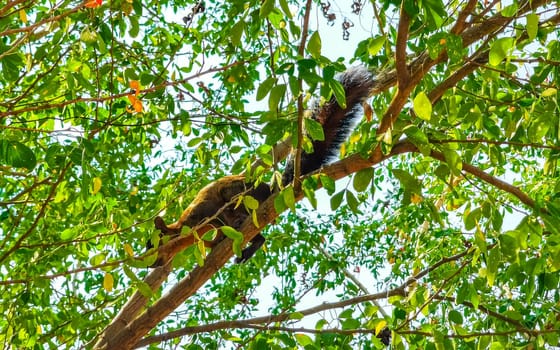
103,273,114,292
197,239,206,259
130,186,139,195
413,91,432,121
124,243,134,257
19,9,27,24
339,142,347,157
92,177,102,194
542,88,557,97
411,193,423,204
375,320,387,336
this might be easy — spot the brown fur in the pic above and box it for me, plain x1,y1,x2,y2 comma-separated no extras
147,175,271,266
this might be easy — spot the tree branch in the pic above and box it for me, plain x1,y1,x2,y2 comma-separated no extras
395,3,410,88
0,59,255,118
136,246,473,347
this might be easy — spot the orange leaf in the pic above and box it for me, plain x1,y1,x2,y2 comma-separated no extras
133,99,143,112
127,94,143,112
85,0,102,8
129,80,140,95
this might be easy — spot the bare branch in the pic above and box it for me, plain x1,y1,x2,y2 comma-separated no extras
395,3,410,88
451,0,478,35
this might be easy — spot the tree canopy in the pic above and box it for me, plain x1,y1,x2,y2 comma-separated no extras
1,0,560,349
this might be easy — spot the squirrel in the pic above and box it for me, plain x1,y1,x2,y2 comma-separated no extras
146,66,374,267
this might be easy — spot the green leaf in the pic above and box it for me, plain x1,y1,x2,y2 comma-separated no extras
221,226,243,241
413,91,432,121
542,87,557,97
526,13,539,41
307,31,322,58
243,195,259,210
368,36,386,56
330,190,344,210
230,20,245,46
442,149,462,176
282,187,296,211
278,0,292,18
339,308,354,318
60,227,77,240
328,79,346,109
90,253,106,266
464,208,481,231
0,140,37,170
268,84,286,111
302,178,317,209
256,77,277,101
353,168,374,192
392,169,421,194
346,190,360,213
501,3,517,17
448,310,463,324
288,312,304,320
319,174,335,195
487,248,501,287
304,118,325,141
136,281,154,298
403,125,429,146
489,37,514,66
259,0,275,18
80,28,97,44
221,226,243,257
295,334,313,347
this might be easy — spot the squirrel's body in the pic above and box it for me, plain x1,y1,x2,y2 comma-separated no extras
147,66,374,267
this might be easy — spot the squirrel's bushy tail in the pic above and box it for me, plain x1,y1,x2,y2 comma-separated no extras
283,66,374,184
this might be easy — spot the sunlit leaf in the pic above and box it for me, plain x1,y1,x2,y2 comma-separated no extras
489,37,514,66
103,273,114,292
526,13,539,41
92,177,102,194
307,31,322,58
413,91,432,121
19,9,27,24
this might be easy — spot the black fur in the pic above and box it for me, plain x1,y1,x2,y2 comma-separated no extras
282,66,374,184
